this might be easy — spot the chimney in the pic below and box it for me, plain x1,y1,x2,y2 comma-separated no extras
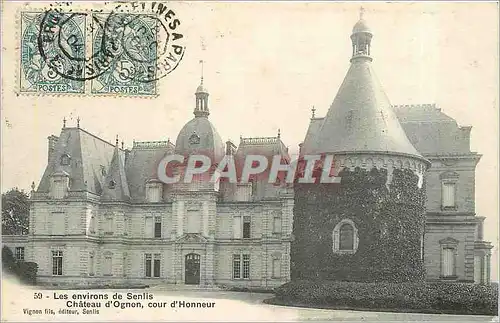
459,126,472,152
47,135,59,163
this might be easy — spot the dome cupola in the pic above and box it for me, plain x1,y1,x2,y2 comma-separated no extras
350,7,373,61
175,76,225,164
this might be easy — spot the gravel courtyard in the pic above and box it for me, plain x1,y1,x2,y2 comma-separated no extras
2,279,498,322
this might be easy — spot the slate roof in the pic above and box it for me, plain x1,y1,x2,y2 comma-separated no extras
174,116,225,163
37,127,116,195
394,104,473,155
125,141,175,201
302,104,474,157
101,145,131,201
304,57,423,160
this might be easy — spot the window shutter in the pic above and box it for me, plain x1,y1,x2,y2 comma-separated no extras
233,216,241,239
145,217,153,238
272,258,281,278
52,212,65,235
243,216,251,238
442,248,455,276
273,217,281,233
442,183,455,207
153,254,161,278
145,254,152,277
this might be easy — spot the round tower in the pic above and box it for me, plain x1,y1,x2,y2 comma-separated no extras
292,11,430,282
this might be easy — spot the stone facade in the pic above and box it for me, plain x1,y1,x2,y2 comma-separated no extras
395,104,493,283
2,81,294,289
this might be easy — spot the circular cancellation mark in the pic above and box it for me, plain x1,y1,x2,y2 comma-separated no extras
37,1,185,83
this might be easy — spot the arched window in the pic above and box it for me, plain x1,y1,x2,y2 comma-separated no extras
332,219,359,254
339,224,354,251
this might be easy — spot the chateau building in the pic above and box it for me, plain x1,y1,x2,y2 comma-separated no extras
3,14,492,286
3,80,294,288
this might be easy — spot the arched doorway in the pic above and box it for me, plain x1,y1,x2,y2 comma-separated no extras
185,253,200,285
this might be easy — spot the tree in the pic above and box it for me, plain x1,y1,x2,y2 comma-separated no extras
2,188,29,235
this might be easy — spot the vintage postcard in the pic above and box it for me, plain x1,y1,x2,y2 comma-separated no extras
1,1,498,322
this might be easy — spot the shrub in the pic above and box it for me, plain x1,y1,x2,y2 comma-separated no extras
274,280,498,315
2,246,38,285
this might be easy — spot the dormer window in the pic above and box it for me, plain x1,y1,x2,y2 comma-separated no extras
60,154,71,166
146,180,163,203
109,180,116,189
189,133,200,145
50,171,69,199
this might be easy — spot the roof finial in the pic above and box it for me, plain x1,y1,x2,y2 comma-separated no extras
199,59,204,85
115,135,119,147
63,117,66,128
31,181,35,191
77,116,80,128
277,128,281,138
121,140,124,150
359,6,365,19
311,106,316,118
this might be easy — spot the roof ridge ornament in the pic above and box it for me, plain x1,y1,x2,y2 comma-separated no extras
194,59,210,117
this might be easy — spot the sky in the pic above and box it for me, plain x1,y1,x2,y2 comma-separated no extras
1,2,498,280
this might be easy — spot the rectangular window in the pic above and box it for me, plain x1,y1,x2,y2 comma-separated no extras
123,216,129,236
52,212,65,235
15,247,25,261
89,253,95,276
105,217,113,235
154,217,162,238
442,247,455,277
243,216,251,239
232,255,241,279
145,254,152,277
52,180,65,199
52,251,63,276
273,217,281,234
153,254,161,278
147,185,161,203
233,216,241,239
242,254,250,279
187,210,200,233
90,216,96,234
145,217,153,238
442,183,456,207
103,254,112,276
272,258,281,278
122,253,127,277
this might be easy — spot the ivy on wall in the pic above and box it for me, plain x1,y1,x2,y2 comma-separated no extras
291,166,426,282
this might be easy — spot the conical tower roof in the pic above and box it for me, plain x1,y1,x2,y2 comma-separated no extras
309,14,424,161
